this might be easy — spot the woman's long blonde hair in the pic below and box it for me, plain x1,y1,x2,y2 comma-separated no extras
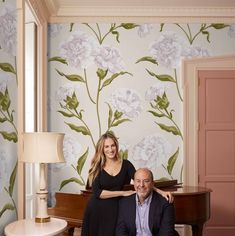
86,132,120,188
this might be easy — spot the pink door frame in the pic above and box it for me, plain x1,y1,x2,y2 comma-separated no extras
182,55,235,235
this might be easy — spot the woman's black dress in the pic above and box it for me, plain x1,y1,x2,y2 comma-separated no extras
81,159,135,236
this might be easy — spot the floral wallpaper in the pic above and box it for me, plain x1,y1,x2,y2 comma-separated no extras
0,0,18,234
47,22,235,202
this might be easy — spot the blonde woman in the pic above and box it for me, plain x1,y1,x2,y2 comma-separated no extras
81,132,173,236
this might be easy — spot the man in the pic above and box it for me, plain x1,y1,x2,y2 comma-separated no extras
116,168,179,236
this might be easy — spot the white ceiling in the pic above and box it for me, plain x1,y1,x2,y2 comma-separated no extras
41,0,235,21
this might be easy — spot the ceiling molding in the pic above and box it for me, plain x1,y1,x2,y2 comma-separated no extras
27,0,49,23
41,0,59,16
45,6,235,23
39,0,235,22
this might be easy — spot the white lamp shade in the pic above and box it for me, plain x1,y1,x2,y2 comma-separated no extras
21,132,65,163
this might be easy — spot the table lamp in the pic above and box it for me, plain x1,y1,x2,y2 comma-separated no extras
21,132,65,223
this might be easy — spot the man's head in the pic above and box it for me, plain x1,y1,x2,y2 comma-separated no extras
134,168,154,202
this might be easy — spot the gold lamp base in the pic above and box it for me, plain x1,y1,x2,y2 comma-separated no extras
35,216,50,223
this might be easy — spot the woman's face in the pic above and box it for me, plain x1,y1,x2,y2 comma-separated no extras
103,137,117,160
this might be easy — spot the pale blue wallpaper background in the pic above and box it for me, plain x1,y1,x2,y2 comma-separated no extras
0,0,18,235
47,22,235,204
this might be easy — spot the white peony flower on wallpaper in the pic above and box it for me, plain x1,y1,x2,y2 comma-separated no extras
228,24,235,38
0,4,17,56
51,134,82,172
109,88,143,118
137,24,153,38
132,133,171,170
149,32,186,69
60,30,98,69
48,23,63,38
0,80,7,93
119,142,130,151
55,82,80,103
145,82,170,102
182,45,210,59
94,45,125,74
0,149,9,193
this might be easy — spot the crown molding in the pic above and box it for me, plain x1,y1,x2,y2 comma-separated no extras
45,6,235,23
27,0,49,23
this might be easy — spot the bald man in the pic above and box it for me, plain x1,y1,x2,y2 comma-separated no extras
116,168,178,236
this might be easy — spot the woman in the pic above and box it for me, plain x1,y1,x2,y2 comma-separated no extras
81,132,173,236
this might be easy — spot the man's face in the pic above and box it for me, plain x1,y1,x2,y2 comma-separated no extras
134,169,154,200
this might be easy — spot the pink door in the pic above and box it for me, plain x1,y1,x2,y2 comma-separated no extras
198,70,235,236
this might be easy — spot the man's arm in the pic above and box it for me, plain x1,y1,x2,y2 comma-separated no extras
115,200,130,236
159,203,176,236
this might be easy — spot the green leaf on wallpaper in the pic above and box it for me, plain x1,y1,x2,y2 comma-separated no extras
56,69,85,82
0,203,15,218
48,57,68,65
107,103,113,128
10,110,15,122
167,147,179,175
146,69,176,83
160,23,165,32
121,23,139,29
65,123,91,136
114,110,123,120
101,71,132,89
8,161,18,197
97,68,108,80
112,31,120,43
77,148,89,175
59,177,84,190
156,93,169,110
65,92,79,109
119,149,128,160
70,23,74,32
0,88,11,111
148,110,164,118
0,63,16,74
136,56,158,65
0,131,18,143
58,110,74,118
211,23,229,29
0,116,7,123
112,118,130,127
201,30,210,43
156,123,180,136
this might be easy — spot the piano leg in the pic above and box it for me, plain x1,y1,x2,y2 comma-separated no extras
68,227,75,236
191,223,203,236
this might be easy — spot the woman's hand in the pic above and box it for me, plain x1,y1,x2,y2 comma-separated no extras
154,187,174,203
162,191,174,203
122,190,136,197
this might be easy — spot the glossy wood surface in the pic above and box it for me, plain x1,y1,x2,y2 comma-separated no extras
48,185,211,236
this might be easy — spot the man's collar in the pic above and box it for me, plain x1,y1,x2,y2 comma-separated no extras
136,192,153,205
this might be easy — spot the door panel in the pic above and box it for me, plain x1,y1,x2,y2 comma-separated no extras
198,70,235,236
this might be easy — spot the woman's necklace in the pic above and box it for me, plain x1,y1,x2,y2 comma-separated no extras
104,160,121,176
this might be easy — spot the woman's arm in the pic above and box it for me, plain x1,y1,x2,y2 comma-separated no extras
99,190,135,199
153,187,174,203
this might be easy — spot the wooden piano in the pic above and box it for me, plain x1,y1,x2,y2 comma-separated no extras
48,185,211,236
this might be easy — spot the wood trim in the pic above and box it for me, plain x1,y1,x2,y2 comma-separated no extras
39,0,235,22
27,0,49,22
17,0,25,220
27,0,48,131
47,6,235,23
182,54,235,186
17,0,48,219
